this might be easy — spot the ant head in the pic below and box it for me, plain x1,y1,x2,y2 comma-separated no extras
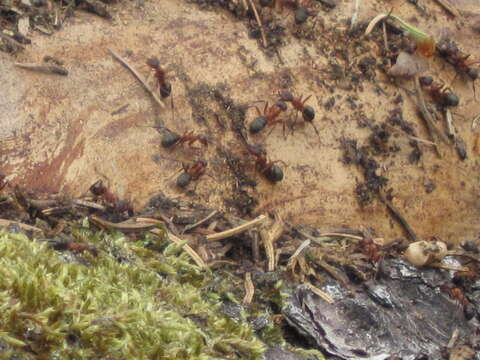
444,92,459,107
467,67,478,81
419,76,433,87
279,90,294,102
90,179,106,196
250,117,267,134
146,57,160,68
302,106,315,122
160,83,172,98
275,100,288,111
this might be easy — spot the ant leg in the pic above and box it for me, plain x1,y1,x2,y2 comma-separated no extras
302,94,312,105
310,122,320,137
170,93,175,124
473,81,477,101
290,110,299,135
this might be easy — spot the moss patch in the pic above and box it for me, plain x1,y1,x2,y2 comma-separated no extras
0,229,265,359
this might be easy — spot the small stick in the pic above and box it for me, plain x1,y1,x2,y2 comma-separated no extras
150,227,207,269
247,0,268,48
242,272,255,305
73,199,106,211
445,108,456,141
0,219,43,234
317,232,363,241
447,328,459,349
0,32,26,49
108,49,165,108
382,21,391,67
206,214,267,242
413,76,449,148
384,124,437,147
15,63,68,76
287,239,310,268
182,210,218,234
378,191,417,242
350,0,361,29
90,215,158,233
433,0,461,18
304,282,334,304
472,113,480,130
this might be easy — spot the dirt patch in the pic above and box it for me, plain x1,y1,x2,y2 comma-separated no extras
1,0,480,243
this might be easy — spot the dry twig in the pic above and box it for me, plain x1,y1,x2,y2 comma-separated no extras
305,282,334,304
242,272,255,305
182,210,218,234
15,62,68,75
378,190,417,242
433,0,461,17
0,219,43,234
261,215,284,271
247,0,268,48
206,214,267,242
108,49,165,108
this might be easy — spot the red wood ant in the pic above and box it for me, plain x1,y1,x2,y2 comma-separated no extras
161,130,208,149
176,160,208,188
359,239,383,263
246,143,285,182
440,284,468,306
271,0,312,24
51,241,98,256
146,57,172,98
89,179,132,214
278,90,319,136
249,100,288,135
419,76,459,107
436,39,478,95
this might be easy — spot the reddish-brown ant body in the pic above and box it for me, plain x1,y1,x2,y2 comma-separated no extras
246,143,285,183
89,180,133,214
441,284,468,306
419,76,459,107
161,130,208,149
176,160,208,188
278,90,319,136
359,239,383,263
249,100,288,135
146,57,172,98
51,241,98,256
436,39,479,95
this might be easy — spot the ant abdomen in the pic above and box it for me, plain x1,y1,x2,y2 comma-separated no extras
444,93,459,107
302,106,315,122
250,117,268,134
265,165,284,183
176,172,192,188
161,131,181,148
160,83,172,98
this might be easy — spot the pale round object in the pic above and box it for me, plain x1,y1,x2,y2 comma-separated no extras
404,240,448,267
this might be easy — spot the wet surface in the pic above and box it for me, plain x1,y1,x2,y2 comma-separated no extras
283,258,480,359
1,0,480,242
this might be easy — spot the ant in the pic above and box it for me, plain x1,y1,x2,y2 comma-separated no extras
146,57,172,98
419,76,459,107
359,239,383,263
440,284,468,306
436,39,478,95
272,0,313,25
249,100,288,136
89,179,133,215
161,130,208,149
176,160,208,188
278,90,319,136
246,143,285,183
51,241,98,256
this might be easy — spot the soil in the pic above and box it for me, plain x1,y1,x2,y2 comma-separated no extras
1,0,480,243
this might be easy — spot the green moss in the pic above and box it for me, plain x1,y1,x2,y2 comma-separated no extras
0,229,265,359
